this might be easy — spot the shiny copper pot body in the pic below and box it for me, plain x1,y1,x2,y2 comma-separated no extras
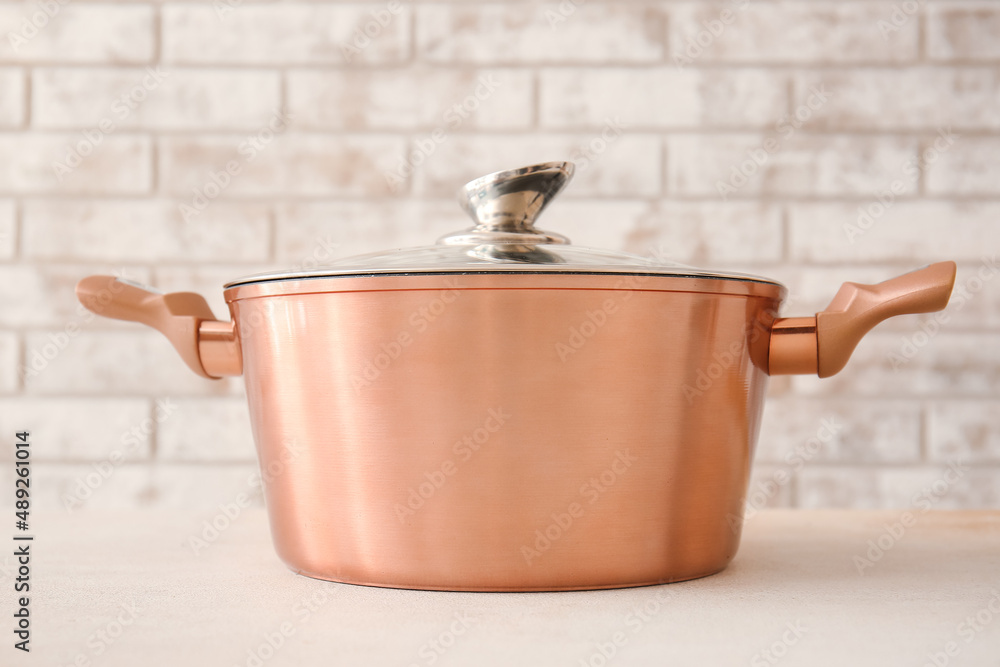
75,162,956,591
228,273,781,590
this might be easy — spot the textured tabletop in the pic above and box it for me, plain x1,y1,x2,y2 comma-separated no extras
12,510,1000,666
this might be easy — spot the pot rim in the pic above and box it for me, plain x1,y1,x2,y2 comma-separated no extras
224,267,783,290
223,271,787,304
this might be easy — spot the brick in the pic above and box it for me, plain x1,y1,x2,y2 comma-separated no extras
158,398,255,462
275,201,466,265
33,67,282,130
417,4,663,63
158,135,406,198
413,133,662,198
767,266,916,327
22,200,271,262
768,263,1000,332
797,467,881,509
925,138,1000,194
788,202,1000,263
928,4,1000,61
637,201,780,266
154,266,255,324
0,332,16,393
24,463,262,511
288,68,533,130
800,465,1000,509
544,200,782,266
877,466,1000,509
793,69,1000,131
0,199,13,258
21,330,242,397
791,332,1000,397
0,398,151,462
743,463,795,512
0,68,24,127
668,3,917,65
0,4,153,63
928,401,1000,464
668,135,917,197
756,398,921,464
163,4,410,64
541,68,787,129
0,133,151,194
0,264,152,328
534,199,649,251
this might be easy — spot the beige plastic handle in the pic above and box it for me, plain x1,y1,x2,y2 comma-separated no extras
76,276,242,378
769,261,957,377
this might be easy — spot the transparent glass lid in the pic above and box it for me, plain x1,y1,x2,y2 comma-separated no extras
226,162,778,287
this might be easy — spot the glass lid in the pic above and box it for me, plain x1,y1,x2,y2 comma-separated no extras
226,162,779,287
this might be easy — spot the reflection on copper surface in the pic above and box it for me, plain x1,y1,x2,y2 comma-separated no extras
229,273,781,590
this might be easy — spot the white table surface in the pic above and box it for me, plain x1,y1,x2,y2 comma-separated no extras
13,509,1000,666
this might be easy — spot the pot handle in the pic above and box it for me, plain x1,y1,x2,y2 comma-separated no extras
769,261,957,377
75,275,242,378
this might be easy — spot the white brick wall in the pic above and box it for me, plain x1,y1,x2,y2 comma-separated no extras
33,68,283,131
0,67,23,127
0,4,154,63
0,0,997,511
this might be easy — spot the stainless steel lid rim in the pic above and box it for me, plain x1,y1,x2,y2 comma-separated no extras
225,269,784,289
224,271,787,302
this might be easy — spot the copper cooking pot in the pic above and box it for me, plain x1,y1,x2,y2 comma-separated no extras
77,162,956,591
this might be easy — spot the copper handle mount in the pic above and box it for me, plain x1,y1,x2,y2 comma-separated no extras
769,262,957,377
75,275,242,378
76,262,957,382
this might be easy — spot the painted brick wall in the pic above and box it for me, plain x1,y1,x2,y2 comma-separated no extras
0,0,997,513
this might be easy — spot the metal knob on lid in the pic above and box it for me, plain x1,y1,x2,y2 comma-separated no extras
439,161,574,248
